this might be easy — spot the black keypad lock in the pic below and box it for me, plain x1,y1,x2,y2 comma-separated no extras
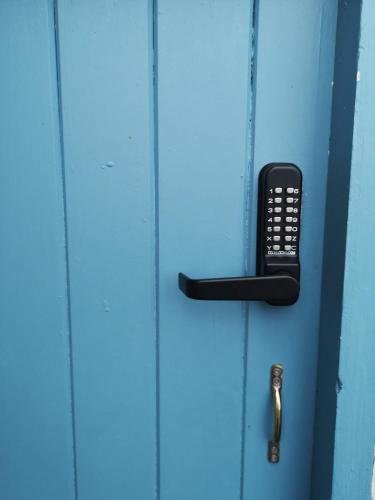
257,163,302,302
179,163,302,305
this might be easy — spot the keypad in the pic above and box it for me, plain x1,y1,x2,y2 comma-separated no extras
265,184,301,256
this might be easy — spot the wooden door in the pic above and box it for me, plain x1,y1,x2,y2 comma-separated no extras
0,1,339,499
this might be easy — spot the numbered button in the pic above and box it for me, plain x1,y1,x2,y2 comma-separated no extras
286,197,294,204
284,245,292,251
274,217,281,223
285,235,292,242
273,236,281,241
285,226,292,232
286,207,293,213
275,187,283,194
286,187,294,194
274,226,281,232
273,245,280,251
275,198,282,204
274,207,282,213
285,217,293,222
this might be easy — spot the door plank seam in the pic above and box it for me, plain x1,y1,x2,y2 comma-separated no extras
240,1,259,499
53,1,78,498
151,1,161,499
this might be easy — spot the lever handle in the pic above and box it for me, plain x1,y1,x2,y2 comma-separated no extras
179,272,299,304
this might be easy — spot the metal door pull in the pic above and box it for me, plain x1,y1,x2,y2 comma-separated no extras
268,364,283,463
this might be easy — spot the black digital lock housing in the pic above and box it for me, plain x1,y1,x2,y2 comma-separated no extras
257,163,302,303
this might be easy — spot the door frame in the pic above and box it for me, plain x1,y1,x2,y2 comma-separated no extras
313,0,375,498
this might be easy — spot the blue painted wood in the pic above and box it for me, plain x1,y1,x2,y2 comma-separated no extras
55,1,156,498
331,1,375,498
242,2,338,499
0,1,75,499
0,1,353,499
312,1,362,498
156,2,253,499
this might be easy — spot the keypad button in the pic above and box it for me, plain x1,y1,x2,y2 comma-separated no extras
273,245,280,251
274,207,282,213
273,236,281,241
274,226,281,232
285,226,292,232
287,187,294,194
285,217,293,222
274,217,281,222
285,236,292,242
275,187,283,194
286,207,293,213
286,197,294,204
275,197,282,204
284,245,292,251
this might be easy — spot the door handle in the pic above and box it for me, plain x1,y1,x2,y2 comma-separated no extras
178,273,299,303
268,364,283,463
178,164,302,305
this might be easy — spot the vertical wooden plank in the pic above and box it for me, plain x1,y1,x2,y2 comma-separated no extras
243,1,338,499
0,1,75,499
331,1,375,498
157,2,253,499
55,1,156,498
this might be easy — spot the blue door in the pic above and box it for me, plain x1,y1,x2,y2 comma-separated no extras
0,1,339,499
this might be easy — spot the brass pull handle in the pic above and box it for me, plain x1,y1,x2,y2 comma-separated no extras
268,364,283,463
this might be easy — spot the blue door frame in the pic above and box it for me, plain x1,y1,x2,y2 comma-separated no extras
328,1,375,498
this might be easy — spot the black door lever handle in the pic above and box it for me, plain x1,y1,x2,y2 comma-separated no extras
179,273,299,305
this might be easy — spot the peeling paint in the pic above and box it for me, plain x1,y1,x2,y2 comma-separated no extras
335,377,343,395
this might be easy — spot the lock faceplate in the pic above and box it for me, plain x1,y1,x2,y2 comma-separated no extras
257,163,302,305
